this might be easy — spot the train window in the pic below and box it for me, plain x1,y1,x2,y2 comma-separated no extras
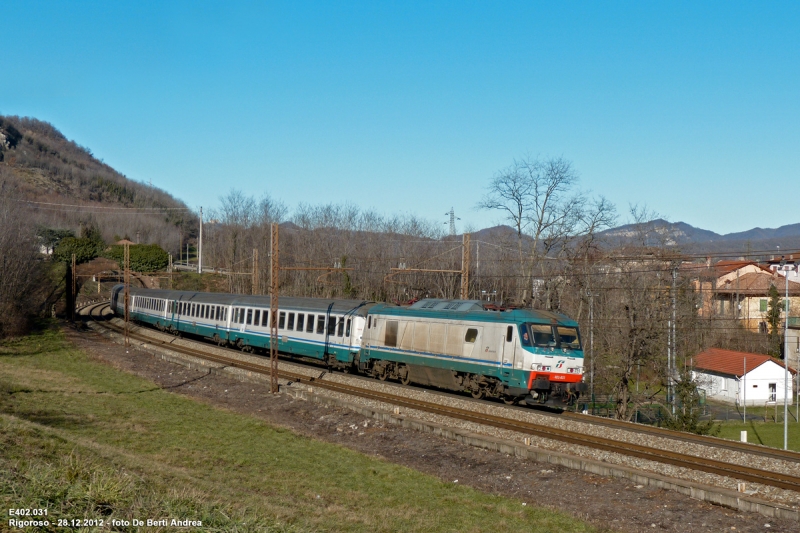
368,316,372,329
287,313,295,330
464,328,478,343
232,308,238,323
345,318,351,337
317,316,325,334
328,316,336,335
190,304,195,317
216,306,222,321
506,326,513,342
254,310,260,326
262,311,269,327
246,309,253,325
296,314,305,331
306,314,314,333
278,312,286,329
556,327,581,350
529,324,556,347
385,321,398,347
223,308,228,322
337,318,344,336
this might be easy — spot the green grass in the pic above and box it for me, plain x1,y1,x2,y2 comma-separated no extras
716,419,800,451
0,325,601,533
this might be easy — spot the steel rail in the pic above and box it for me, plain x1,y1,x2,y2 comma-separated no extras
83,302,800,493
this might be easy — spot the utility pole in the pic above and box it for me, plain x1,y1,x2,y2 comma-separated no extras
71,254,76,322
252,248,259,295
588,289,594,415
671,264,677,414
270,223,279,393
780,258,792,450
198,206,203,274
124,242,130,347
168,254,173,290
476,241,480,294
461,233,471,300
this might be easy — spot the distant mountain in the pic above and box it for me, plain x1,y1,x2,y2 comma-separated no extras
597,219,800,255
465,220,800,257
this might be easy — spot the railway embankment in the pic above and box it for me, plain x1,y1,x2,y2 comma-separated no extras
86,305,800,522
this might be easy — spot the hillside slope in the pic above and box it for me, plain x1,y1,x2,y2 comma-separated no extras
0,115,196,253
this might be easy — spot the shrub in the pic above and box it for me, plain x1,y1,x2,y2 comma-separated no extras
106,244,169,272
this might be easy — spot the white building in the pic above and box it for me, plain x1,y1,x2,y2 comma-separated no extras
691,348,796,406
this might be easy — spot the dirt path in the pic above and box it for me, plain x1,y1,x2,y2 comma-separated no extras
63,323,797,533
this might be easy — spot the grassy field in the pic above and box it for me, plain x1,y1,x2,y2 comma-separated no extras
0,324,600,533
716,419,800,451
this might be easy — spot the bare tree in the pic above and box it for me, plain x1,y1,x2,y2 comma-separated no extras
0,177,43,336
478,156,614,305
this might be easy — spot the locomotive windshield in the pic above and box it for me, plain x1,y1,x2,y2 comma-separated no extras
521,323,582,350
556,326,581,350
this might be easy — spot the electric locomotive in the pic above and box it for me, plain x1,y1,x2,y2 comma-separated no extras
111,286,587,404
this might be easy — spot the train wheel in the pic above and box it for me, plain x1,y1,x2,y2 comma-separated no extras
471,388,485,400
400,371,411,386
502,395,519,405
378,369,388,381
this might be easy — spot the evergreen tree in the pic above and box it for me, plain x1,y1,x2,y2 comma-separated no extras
766,284,783,358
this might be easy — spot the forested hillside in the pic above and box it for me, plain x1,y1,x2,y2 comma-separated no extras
0,115,196,253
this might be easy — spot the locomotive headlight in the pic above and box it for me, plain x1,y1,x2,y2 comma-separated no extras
530,363,541,371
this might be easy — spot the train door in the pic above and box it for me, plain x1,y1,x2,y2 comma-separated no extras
240,308,250,333
500,325,517,368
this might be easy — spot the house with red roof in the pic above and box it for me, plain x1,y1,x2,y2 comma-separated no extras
691,348,796,406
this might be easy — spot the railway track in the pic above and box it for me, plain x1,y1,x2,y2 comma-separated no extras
83,302,800,495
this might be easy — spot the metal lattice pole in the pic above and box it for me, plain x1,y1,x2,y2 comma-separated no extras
253,248,259,295
461,233,470,300
270,223,279,393
124,242,130,347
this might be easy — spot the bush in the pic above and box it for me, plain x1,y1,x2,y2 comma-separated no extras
106,244,169,272
53,237,102,264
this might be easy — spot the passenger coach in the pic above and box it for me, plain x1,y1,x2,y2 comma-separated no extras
110,285,371,368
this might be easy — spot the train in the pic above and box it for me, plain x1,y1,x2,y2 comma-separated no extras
111,285,588,404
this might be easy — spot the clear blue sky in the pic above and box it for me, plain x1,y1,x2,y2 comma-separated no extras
3,1,798,235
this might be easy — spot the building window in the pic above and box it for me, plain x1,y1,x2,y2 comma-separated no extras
760,299,768,312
